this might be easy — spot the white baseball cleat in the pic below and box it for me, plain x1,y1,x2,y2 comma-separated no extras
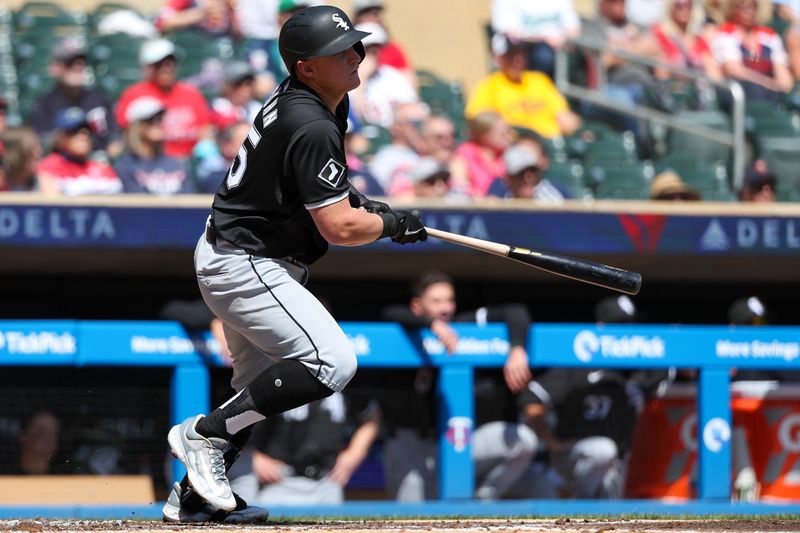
167,415,237,512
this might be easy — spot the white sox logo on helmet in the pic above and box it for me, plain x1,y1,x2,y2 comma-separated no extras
332,13,349,30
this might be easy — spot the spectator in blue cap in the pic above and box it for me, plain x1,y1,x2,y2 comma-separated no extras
37,108,122,196
739,164,777,203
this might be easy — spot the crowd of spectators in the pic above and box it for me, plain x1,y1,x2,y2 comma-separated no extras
0,0,798,200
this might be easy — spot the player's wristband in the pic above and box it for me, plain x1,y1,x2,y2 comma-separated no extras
378,211,399,239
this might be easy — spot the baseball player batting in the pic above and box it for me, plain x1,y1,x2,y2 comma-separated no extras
163,5,427,524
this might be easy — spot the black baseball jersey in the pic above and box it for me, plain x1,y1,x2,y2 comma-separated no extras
211,77,351,264
519,369,639,454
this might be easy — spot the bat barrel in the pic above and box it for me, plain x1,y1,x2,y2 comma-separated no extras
507,248,642,295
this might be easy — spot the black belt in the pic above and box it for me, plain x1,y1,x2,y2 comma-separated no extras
205,223,217,245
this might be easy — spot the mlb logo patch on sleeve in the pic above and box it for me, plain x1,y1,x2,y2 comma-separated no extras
318,158,346,184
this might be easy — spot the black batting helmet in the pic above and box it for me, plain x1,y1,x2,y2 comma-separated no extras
279,5,370,75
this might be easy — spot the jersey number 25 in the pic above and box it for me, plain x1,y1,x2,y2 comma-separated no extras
225,91,279,189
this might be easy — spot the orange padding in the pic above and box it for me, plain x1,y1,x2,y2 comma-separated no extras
0,475,155,505
626,383,800,501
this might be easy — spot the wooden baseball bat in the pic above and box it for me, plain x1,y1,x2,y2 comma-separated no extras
425,227,642,295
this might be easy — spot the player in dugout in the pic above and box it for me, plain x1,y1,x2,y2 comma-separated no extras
361,269,555,501
519,295,665,499
163,5,427,523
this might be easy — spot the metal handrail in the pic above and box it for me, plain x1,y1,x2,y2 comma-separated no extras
555,36,746,189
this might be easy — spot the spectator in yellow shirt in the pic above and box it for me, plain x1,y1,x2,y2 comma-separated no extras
466,35,581,139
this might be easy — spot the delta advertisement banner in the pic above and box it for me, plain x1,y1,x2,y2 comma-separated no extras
2,204,800,256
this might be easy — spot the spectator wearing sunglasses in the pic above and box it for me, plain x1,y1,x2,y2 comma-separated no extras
649,170,701,201
115,38,213,159
37,108,122,196
650,0,723,81
711,0,794,102
114,97,194,195
29,37,120,155
211,62,262,130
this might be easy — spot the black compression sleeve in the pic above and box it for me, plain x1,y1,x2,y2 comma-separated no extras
457,304,531,347
382,305,432,328
348,182,368,208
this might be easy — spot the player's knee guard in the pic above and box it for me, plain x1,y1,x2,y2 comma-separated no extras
248,359,335,415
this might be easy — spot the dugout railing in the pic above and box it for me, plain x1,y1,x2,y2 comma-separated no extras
0,320,798,518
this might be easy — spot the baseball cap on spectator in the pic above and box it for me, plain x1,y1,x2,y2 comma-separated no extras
410,157,449,184
52,36,87,63
503,145,541,176
595,295,639,323
353,0,384,15
54,107,90,133
491,34,526,56
356,22,387,47
125,97,165,124
224,61,256,85
139,38,176,66
728,296,769,325
740,166,777,196
649,171,700,201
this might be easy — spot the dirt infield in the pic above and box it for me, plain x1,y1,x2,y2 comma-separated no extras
2,519,800,533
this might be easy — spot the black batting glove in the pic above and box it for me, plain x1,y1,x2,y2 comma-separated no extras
379,209,427,244
348,185,391,214
361,199,391,214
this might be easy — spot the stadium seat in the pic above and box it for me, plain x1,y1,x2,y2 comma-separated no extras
572,120,619,142
568,121,638,165
654,154,733,199
165,32,237,79
587,162,654,200
13,2,87,37
360,124,393,158
745,100,800,137
667,110,732,165
12,32,67,66
97,68,140,100
776,189,800,202
547,159,593,199
89,33,144,68
756,136,800,194
416,69,466,138
16,65,55,96
540,136,570,163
